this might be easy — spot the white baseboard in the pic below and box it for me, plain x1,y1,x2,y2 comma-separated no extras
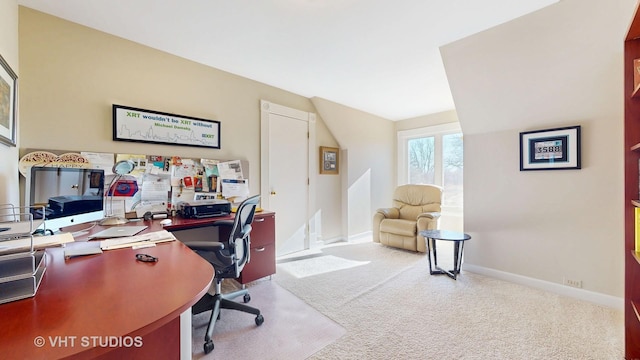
316,231,371,246
317,236,345,245
464,263,623,310
348,231,372,242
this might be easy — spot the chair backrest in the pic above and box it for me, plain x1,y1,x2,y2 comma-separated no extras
226,195,261,278
393,184,442,220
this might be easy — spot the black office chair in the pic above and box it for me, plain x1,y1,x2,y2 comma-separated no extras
186,195,264,354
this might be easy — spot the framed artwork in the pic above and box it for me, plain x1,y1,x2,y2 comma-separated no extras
113,105,220,149
0,54,17,147
319,146,339,175
519,125,581,171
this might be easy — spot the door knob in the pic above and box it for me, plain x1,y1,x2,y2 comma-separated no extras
270,191,276,195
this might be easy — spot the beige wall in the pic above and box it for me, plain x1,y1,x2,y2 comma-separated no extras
441,0,631,298
312,113,343,241
16,6,404,245
311,97,395,238
17,7,346,239
310,99,459,241
0,0,19,206
18,7,315,171
14,1,628,302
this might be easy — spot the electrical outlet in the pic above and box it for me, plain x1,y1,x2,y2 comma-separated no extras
563,278,582,288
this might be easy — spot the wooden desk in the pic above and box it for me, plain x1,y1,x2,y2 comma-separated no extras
0,211,276,359
72,211,275,284
0,240,213,359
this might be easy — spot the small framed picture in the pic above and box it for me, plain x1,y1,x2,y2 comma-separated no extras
319,146,339,175
519,126,581,171
0,53,17,147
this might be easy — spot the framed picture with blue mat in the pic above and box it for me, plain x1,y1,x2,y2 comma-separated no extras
519,125,581,171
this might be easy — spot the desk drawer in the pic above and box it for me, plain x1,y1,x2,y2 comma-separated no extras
251,214,275,248
239,243,275,284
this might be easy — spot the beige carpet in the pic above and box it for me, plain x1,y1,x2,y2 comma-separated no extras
276,241,426,314
275,241,624,360
191,280,346,360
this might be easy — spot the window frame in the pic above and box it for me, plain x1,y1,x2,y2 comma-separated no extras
397,122,462,208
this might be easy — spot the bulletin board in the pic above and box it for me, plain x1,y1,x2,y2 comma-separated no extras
19,148,249,219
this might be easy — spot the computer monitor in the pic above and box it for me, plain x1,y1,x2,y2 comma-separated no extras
25,167,105,232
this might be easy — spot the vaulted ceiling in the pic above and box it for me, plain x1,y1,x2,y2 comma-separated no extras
18,0,559,120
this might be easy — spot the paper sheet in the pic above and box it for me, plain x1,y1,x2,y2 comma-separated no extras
141,173,171,201
221,178,249,199
0,232,75,254
81,152,115,175
218,160,243,180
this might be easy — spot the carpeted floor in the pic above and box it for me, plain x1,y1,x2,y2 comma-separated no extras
274,240,624,360
191,240,623,359
191,280,346,360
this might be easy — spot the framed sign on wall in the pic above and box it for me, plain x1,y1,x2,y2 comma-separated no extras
319,146,339,175
519,125,581,171
113,105,220,149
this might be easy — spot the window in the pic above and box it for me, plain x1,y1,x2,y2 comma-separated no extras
398,123,463,231
408,136,435,184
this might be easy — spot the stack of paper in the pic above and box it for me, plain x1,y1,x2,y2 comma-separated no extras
0,232,75,254
99,230,176,250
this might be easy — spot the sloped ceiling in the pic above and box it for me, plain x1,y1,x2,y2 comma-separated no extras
18,0,559,120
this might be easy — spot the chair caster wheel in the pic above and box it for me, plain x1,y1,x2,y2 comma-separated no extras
204,340,214,354
255,314,264,326
244,293,251,303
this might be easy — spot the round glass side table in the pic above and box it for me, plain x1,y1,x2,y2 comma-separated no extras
420,230,471,280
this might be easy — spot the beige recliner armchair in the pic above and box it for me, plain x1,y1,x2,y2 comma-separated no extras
373,184,442,253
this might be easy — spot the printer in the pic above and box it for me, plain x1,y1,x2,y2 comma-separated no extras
178,199,232,219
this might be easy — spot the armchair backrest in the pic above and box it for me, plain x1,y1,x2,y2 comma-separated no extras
392,184,442,220
227,194,260,278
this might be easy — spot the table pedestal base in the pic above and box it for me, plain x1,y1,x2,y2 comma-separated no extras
426,237,466,280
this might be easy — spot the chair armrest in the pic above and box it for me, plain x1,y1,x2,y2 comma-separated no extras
210,219,234,228
417,212,441,221
416,212,441,252
373,208,399,243
376,208,399,219
185,241,225,252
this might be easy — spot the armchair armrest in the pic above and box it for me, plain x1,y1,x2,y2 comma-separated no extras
417,211,441,221
376,207,400,219
373,208,399,243
417,211,441,228
416,212,441,253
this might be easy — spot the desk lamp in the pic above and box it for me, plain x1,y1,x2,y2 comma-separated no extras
100,160,136,226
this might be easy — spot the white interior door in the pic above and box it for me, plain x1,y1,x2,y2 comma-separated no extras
260,101,315,257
